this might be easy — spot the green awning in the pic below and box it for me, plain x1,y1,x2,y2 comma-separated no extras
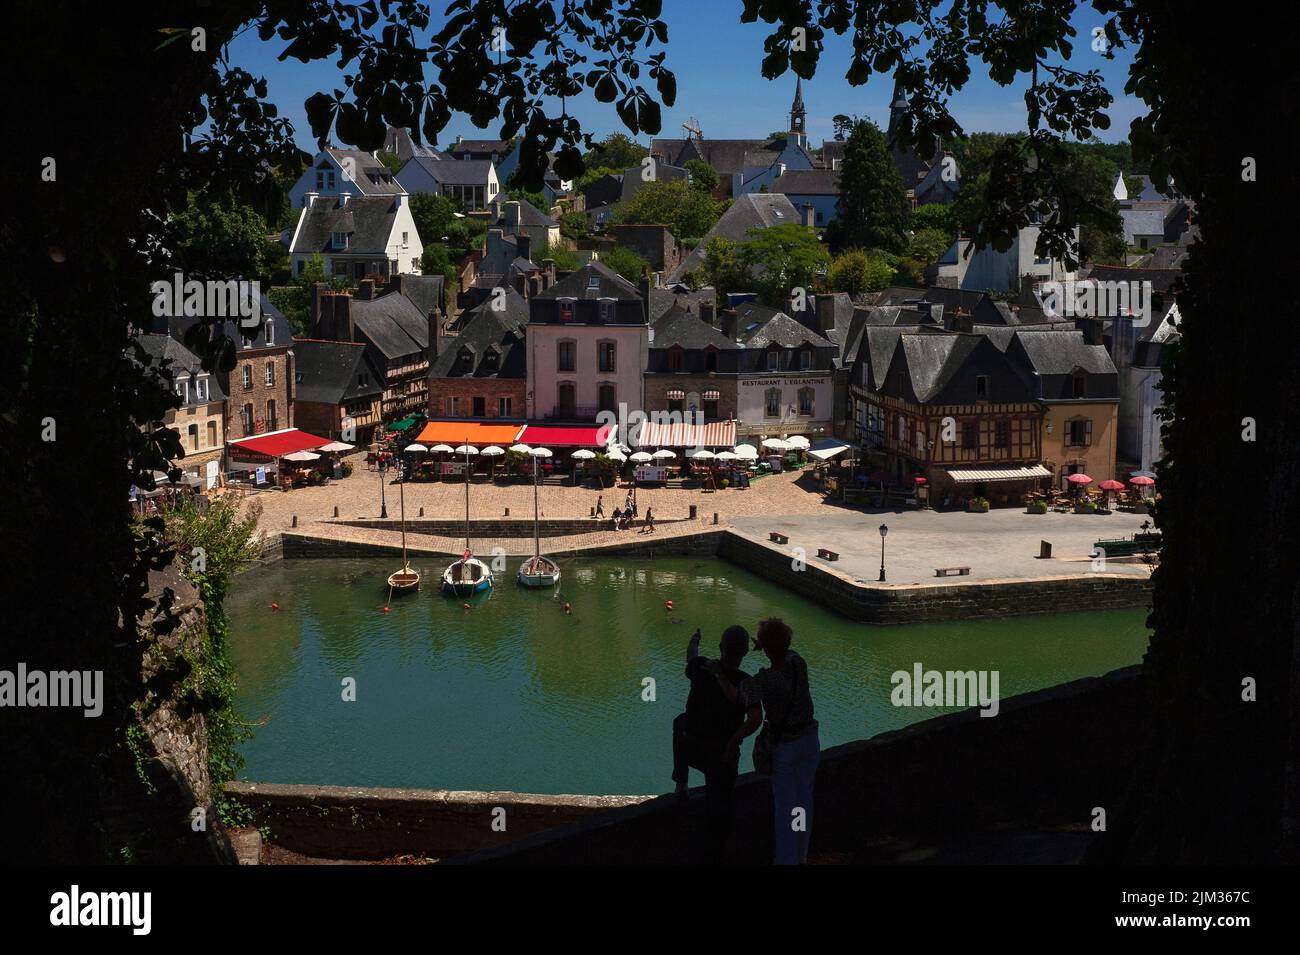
387,416,419,432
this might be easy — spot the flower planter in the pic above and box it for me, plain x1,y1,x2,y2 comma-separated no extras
966,502,990,513
1074,504,1097,515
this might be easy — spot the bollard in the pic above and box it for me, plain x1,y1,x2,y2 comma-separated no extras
689,504,697,520
333,505,339,518
292,515,298,528
504,507,510,517
713,512,719,525
1038,540,1052,559
419,507,424,517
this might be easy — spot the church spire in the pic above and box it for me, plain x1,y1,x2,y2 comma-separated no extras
789,77,806,136
887,77,908,143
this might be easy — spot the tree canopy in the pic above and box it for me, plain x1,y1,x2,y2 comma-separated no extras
827,119,910,255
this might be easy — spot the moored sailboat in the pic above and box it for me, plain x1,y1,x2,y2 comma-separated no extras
517,447,560,588
387,463,420,595
442,443,493,595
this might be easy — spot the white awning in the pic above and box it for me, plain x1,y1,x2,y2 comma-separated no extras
808,438,851,461
946,465,1052,484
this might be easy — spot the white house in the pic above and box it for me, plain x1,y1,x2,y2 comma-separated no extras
288,148,406,209
286,193,424,280
937,225,1079,293
396,155,500,210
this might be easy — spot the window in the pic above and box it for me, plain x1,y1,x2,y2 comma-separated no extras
598,298,615,322
242,365,252,390
1066,418,1093,447
598,341,616,373
332,232,349,251
265,362,275,386
704,348,718,373
976,375,989,400
598,384,617,414
266,400,277,431
207,421,217,447
241,403,253,433
961,422,977,450
473,396,486,417
667,388,684,415
765,388,781,418
558,299,575,322
498,396,512,417
587,274,601,289
195,377,208,401
483,348,499,371
446,396,461,417
797,387,814,416
667,347,683,372
176,379,190,404
265,320,274,346
295,371,304,385
995,420,1010,449
800,349,812,370
767,349,780,372
557,340,576,372
703,398,719,419
1072,372,1086,399
402,231,409,246
188,423,199,451
558,382,576,416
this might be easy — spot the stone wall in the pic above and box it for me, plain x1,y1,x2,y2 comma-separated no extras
224,782,648,861
442,665,1146,864
279,529,724,560
331,516,691,537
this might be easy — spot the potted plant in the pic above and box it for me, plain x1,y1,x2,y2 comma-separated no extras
967,496,990,513
1027,499,1048,514
340,460,354,478
1074,498,1098,514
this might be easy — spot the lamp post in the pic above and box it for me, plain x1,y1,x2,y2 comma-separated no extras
379,455,389,519
878,523,888,582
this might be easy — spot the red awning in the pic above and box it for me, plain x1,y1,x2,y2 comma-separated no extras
228,428,330,458
519,425,607,447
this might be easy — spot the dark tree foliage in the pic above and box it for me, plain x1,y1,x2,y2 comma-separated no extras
827,119,910,255
2,1,1290,863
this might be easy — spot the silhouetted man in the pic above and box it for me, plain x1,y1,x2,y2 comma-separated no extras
673,625,751,863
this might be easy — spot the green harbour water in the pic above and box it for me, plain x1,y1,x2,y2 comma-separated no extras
227,556,1150,795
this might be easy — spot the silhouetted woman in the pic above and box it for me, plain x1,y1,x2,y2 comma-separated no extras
714,617,819,864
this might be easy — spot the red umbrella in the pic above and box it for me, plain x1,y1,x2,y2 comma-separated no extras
1099,479,1125,491
1066,473,1094,485
912,476,928,484
1129,475,1155,486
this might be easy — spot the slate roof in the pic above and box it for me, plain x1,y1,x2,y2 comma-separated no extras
734,304,834,349
818,141,845,168
620,163,688,203
383,127,441,160
327,149,405,195
1121,207,1168,242
391,274,445,319
535,261,641,301
430,308,526,379
896,334,982,402
1010,329,1117,376
351,292,429,359
651,303,740,350
1086,264,1184,295
648,286,715,325
449,284,529,333
496,196,557,228
155,295,294,353
449,139,511,156
858,325,908,391
291,196,401,255
405,155,495,185
770,168,840,196
133,333,227,405
649,137,784,176
668,193,800,282
292,339,382,404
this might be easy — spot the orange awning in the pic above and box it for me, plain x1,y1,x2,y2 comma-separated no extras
415,421,524,445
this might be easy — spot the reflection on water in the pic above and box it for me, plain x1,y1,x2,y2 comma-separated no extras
226,556,1150,795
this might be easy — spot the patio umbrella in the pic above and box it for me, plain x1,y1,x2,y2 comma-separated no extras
732,444,759,459
479,446,505,456
715,451,737,461
762,437,791,450
912,476,928,484
1129,475,1155,486
453,445,478,456
430,444,454,454
652,449,676,460
403,443,428,453
630,451,653,463
1099,479,1125,491
508,443,533,454
283,450,321,461
1131,469,1156,479
527,447,552,458
571,449,596,460
607,449,628,462
690,450,715,460
1066,473,1093,485
319,441,354,452
786,435,810,449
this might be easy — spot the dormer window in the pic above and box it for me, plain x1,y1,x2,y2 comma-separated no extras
483,348,499,370
457,348,474,371
557,299,576,322
598,297,616,322
587,274,601,289
705,347,719,373
332,232,350,251
767,348,780,372
976,375,989,400
265,319,274,346
799,348,812,370
1072,371,1086,399
667,346,684,372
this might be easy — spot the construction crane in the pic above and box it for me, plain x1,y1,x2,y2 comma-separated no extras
681,118,703,140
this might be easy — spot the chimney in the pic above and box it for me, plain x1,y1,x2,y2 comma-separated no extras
310,282,330,338
814,294,837,335
335,291,354,341
1077,317,1104,347
801,203,816,228
304,190,319,208
776,162,786,178
339,193,350,207
357,278,375,301
720,308,739,340
638,267,651,325
392,193,406,208
514,274,527,297
528,274,541,298
504,201,522,230
515,233,531,263
701,300,716,326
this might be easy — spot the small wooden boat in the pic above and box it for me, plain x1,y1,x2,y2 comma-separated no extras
387,472,420,595
517,449,561,588
442,444,493,595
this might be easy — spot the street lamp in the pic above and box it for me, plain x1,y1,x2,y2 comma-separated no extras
878,523,889,582
379,456,389,519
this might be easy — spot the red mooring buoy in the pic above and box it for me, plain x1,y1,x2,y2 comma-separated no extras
271,602,280,611
382,606,390,614
563,602,572,614
665,600,674,611
463,603,471,610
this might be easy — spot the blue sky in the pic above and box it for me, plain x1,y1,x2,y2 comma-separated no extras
228,1,1142,152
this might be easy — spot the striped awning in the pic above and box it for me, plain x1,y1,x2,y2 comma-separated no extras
946,465,1052,484
638,419,737,447
666,388,685,400
702,390,721,401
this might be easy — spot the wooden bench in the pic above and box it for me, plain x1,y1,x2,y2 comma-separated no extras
769,532,789,544
934,566,971,577
817,548,839,561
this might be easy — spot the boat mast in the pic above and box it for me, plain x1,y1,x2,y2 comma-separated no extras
464,445,471,553
532,453,540,564
399,472,408,569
